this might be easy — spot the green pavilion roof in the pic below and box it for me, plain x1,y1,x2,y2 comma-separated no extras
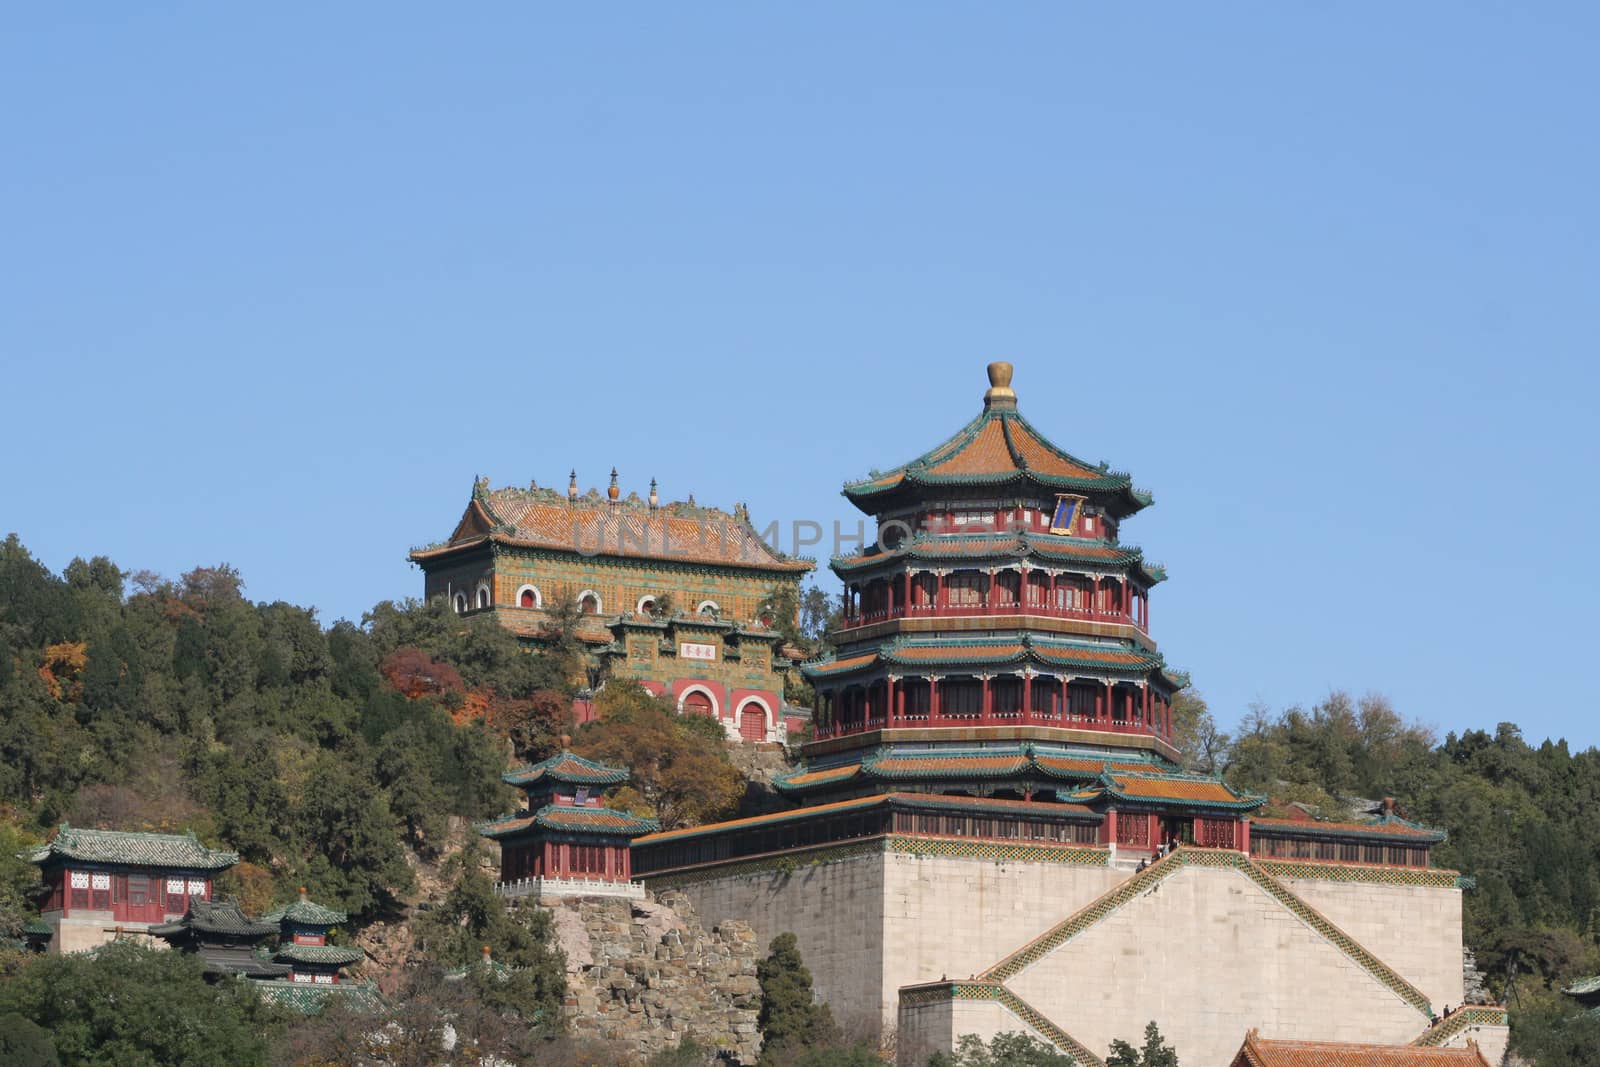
149,899,279,939
802,635,1174,682
22,824,238,871
252,978,385,1015
274,943,365,966
840,369,1152,517
832,531,1166,585
1563,975,1600,1006
503,752,631,788
261,896,347,928
477,803,660,840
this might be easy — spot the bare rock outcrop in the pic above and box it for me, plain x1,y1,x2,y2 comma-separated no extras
540,888,763,1064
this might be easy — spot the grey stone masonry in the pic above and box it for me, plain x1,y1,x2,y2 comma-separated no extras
542,889,763,1064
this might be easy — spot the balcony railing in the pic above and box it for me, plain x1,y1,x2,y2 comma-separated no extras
812,712,1164,742
842,603,1146,632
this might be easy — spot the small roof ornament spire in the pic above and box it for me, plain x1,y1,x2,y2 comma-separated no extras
568,470,578,501
608,468,620,501
984,361,1017,410
648,478,658,509
298,885,308,902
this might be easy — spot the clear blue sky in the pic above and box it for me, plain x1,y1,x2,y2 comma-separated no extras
4,5,1596,749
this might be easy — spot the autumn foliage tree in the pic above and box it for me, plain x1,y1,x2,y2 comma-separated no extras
573,681,743,829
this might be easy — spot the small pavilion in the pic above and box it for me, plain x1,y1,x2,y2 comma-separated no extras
478,748,658,899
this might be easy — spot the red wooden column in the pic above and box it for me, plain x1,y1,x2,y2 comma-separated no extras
1142,684,1151,726
981,676,993,722
885,676,896,725
903,572,912,617
929,676,941,719
1023,672,1033,718
936,572,947,610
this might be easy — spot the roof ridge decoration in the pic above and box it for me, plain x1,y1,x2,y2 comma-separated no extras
413,480,813,572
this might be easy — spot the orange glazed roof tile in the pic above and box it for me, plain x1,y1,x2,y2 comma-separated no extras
869,754,1029,777
806,653,880,676
412,484,811,573
1232,1032,1489,1067
1033,756,1152,776
1110,776,1248,804
840,367,1151,515
779,764,863,787
921,418,1017,476
889,643,1026,662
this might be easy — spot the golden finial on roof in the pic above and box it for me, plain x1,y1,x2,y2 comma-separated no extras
648,478,658,509
560,733,571,752
608,468,620,501
984,361,1017,410
298,885,308,902
568,470,578,501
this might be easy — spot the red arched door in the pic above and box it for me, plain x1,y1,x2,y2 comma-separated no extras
682,690,714,717
739,704,767,741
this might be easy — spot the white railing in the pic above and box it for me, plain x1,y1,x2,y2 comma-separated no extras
493,876,646,901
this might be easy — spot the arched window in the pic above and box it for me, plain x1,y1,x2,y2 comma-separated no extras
578,591,601,615
475,583,491,610
697,600,720,617
636,595,657,616
453,592,468,615
517,585,542,609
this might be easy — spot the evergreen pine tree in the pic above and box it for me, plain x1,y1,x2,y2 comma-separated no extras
757,932,839,1063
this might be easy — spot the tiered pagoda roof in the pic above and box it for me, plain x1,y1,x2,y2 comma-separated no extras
482,749,660,840
478,805,660,839
411,479,810,573
805,635,1182,683
148,899,288,979
503,751,632,788
833,530,1167,584
261,896,347,927
24,825,238,870
840,365,1151,516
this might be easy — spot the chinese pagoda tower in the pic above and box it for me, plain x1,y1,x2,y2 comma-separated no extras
783,361,1261,850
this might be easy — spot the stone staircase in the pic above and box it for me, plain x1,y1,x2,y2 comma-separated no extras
967,845,1434,1060
1411,1006,1509,1047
